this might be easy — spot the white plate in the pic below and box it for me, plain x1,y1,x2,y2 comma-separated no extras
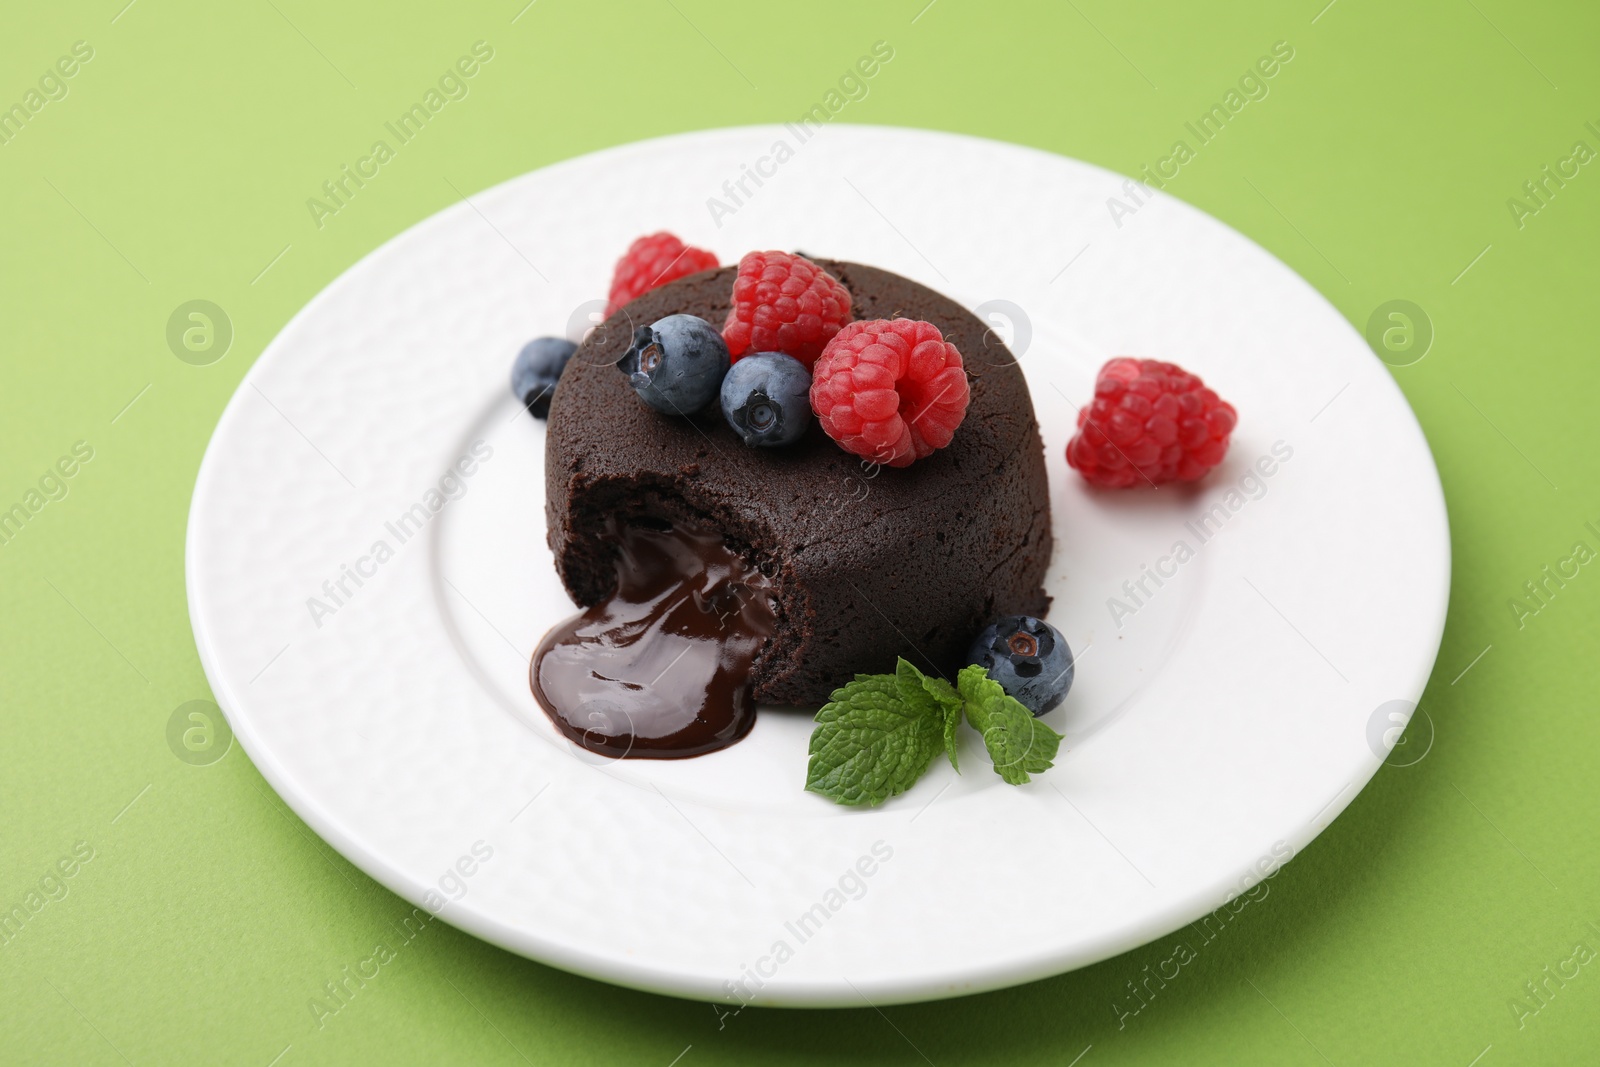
186,126,1448,1007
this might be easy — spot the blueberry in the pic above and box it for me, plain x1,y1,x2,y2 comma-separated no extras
966,616,1073,716
617,314,729,414
719,352,812,447
511,337,578,419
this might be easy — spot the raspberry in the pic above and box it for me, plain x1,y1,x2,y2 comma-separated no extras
722,251,852,369
605,232,719,316
1066,358,1237,488
810,319,970,468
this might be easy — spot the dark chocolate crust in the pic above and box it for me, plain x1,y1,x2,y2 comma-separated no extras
544,261,1051,706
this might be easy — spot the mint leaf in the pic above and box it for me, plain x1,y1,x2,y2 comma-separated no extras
807,671,944,807
957,665,1063,785
926,674,965,770
893,658,963,771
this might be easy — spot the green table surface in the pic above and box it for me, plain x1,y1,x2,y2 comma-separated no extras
4,0,1597,1063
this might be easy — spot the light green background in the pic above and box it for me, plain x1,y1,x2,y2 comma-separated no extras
3,0,1597,1063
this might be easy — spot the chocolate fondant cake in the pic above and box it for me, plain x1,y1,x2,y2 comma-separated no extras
543,261,1051,707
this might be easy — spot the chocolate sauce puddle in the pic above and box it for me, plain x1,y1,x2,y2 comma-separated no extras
532,519,777,759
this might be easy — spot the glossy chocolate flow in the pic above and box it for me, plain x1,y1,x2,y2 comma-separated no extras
531,518,777,759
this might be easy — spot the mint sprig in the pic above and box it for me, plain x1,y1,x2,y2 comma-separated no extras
805,658,1066,807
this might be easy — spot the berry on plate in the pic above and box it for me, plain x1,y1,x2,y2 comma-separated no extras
606,232,719,317
719,352,812,448
618,314,729,415
1066,358,1237,488
722,251,852,369
510,336,578,419
966,616,1074,716
809,318,970,468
